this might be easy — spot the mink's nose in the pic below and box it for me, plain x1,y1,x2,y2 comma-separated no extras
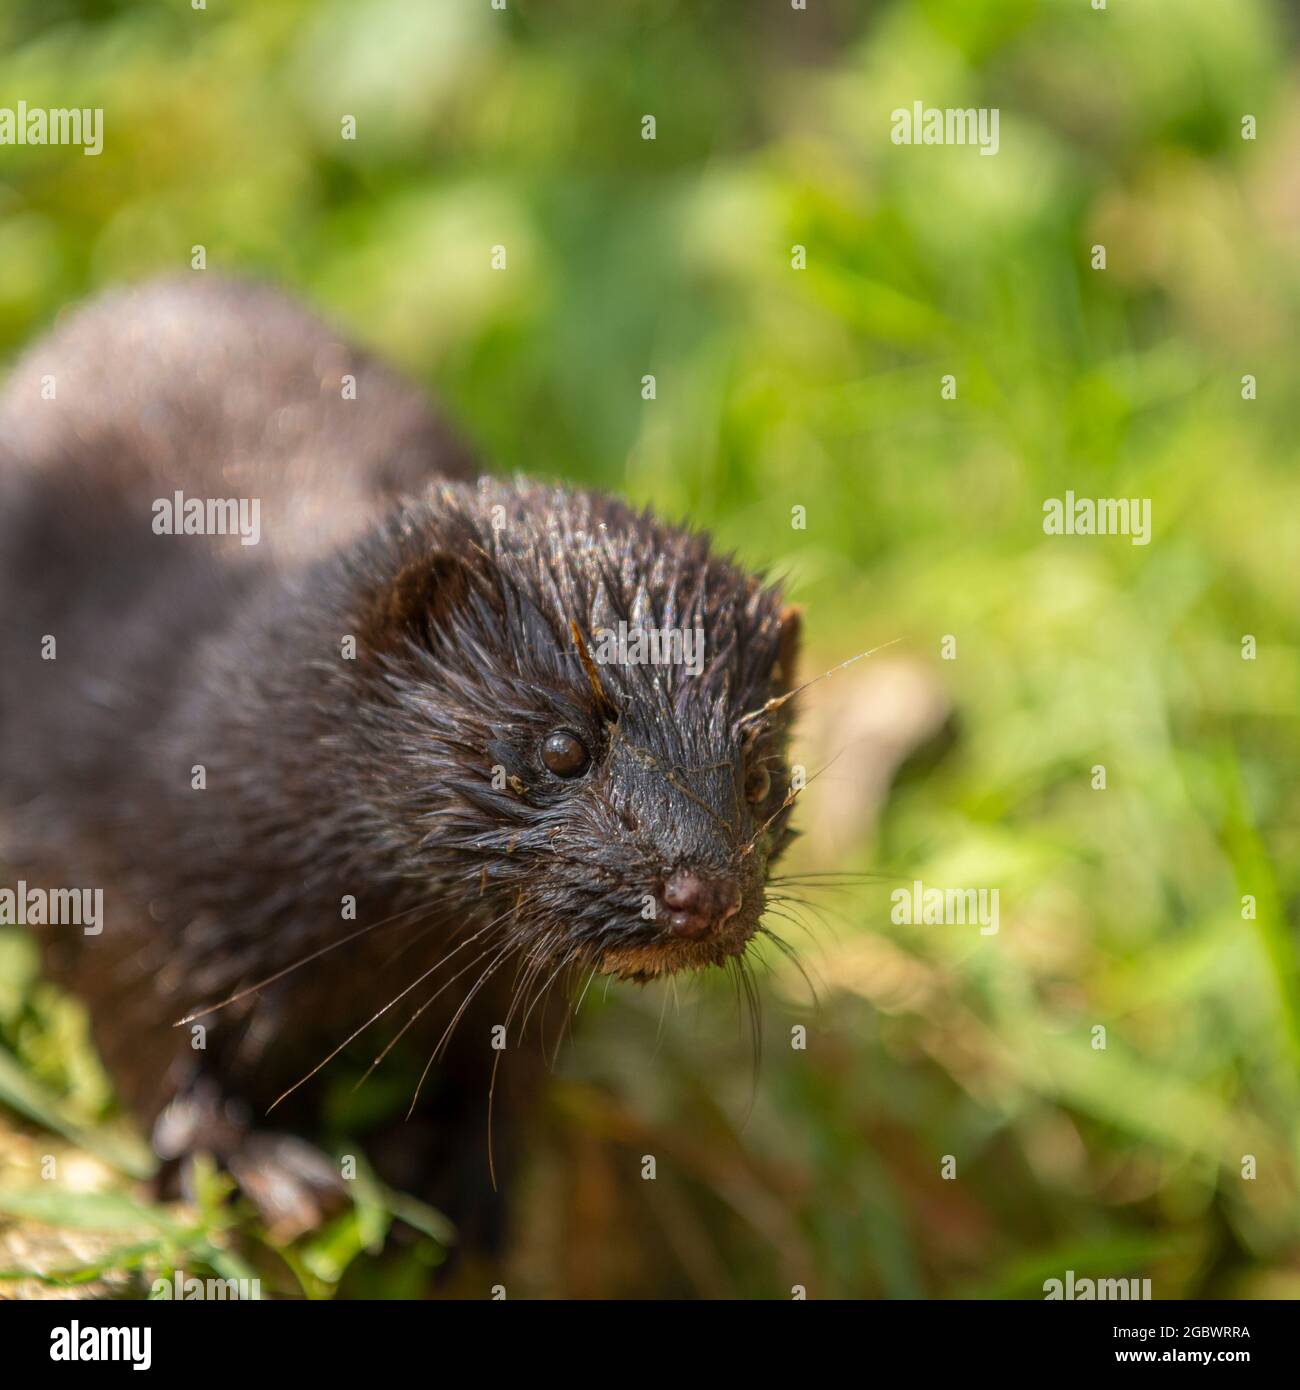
662,869,742,940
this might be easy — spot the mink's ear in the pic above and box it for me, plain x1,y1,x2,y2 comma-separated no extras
773,604,802,693
362,552,472,660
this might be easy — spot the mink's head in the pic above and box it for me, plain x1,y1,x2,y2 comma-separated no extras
345,479,802,981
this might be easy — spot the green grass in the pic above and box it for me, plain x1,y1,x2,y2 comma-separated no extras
0,0,1297,1298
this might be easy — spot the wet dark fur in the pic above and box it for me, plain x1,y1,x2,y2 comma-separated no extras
0,278,799,1260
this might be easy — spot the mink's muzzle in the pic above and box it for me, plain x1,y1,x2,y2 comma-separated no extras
593,861,764,981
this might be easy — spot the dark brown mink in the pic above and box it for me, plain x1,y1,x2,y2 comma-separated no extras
0,276,802,1261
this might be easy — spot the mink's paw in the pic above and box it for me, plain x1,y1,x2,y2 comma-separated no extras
151,1078,349,1242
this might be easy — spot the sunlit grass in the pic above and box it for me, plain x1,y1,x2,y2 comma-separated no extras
0,0,1296,1298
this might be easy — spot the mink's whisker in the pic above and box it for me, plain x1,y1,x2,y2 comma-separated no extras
733,638,901,734
572,964,600,1020
266,911,507,1113
737,950,762,1127
756,925,821,1007
354,925,512,1092
408,935,522,1119
174,895,442,1026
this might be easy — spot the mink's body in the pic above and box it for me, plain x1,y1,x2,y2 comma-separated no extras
0,278,800,1255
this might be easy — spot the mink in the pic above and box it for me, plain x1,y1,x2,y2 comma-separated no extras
0,277,801,1258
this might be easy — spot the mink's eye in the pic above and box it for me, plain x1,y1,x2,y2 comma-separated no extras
541,730,590,778
744,763,772,804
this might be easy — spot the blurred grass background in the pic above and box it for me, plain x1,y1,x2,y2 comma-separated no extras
1,0,1298,1298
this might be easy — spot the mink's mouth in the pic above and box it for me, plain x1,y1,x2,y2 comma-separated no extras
593,915,758,982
